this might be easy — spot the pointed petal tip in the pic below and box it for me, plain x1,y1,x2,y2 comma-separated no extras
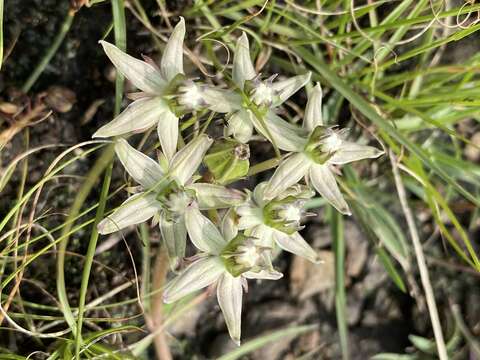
162,293,173,304
175,16,186,30
99,40,115,52
375,148,385,158
233,338,241,346
92,127,110,138
96,220,108,235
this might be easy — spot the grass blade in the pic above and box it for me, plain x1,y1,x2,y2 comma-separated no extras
74,162,113,358
331,209,349,360
295,46,480,208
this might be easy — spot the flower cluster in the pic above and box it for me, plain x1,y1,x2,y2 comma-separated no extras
94,18,384,345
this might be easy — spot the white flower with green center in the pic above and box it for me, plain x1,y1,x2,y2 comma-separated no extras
163,208,282,345
92,18,231,161
236,182,319,263
224,33,311,150
97,135,245,268
263,83,384,215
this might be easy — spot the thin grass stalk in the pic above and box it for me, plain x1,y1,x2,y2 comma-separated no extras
390,151,448,360
74,161,113,358
21,7,75,93
331,210,349,360
56,145,115,335
111,0,126,115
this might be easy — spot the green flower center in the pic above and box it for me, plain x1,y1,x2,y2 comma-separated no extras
221,234,268,277
263,196,305,235
304,126,344,165
156,180,194,221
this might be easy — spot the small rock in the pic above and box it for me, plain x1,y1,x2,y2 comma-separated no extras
0,101,19,114
465,132,480,162
45,86,76,113
290,250,335,300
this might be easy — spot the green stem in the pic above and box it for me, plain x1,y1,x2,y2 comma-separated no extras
111,0,126,115
56,144,115,336
246,157,281,177
22,8,75,93
331,210,349,360
74,161,113,359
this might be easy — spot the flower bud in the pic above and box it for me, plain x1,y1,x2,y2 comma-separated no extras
204,138,250,184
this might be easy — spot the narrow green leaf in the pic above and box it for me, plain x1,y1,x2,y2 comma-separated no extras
295,46,480,208
331,210,349,360
376,248,406,293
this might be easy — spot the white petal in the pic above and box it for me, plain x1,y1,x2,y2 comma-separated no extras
303,83,323,131
246,225,274,247
233,32,256,89
159,213,187,270
263,153,311,200
243,251,281,279
271,72,311,107
309,164,351,215
169,134,213,185
97,193,161,234
160,17,185,82
272,230,320,263
187,183,245,209
243,269,283,280
329,141,384,165
163,256,224,303
202,87,242,113
99,41,165,94
252,182,268,206
185,206,227,255
115,138,164,189
217,273,243,345
221,209,238,242
157,110,179,162
236,205,263,230
252,112,307,152
227,109,254,143
92,97,167,138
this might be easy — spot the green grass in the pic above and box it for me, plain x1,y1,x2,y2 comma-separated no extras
1,0,479,358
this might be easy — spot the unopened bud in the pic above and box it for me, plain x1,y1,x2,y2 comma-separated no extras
204,138,250,184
